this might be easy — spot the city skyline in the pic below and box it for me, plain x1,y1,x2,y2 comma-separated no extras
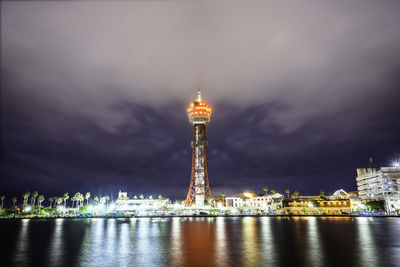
2,1,400,200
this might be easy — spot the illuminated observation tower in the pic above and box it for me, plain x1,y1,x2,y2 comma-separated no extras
184,87,212,207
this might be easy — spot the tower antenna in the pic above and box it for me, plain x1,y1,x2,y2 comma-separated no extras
196,85,202,102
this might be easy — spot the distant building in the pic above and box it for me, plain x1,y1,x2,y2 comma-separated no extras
331,189,350,200
225,193,283,211
225,197,245,208
116,191,168,211
356,167,400,212
210,197,224,208
283,194,351,215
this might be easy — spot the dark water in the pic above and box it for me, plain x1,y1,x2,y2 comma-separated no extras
1,217,400,267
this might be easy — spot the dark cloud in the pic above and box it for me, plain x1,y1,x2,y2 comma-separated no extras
1,1,400,200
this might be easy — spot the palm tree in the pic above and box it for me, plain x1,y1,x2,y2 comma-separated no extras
49,197,54,208
71,196,76,208
62,193,69,209
263,187,268,196
29,196,35,207
0,195,5,207
56,197,63,207
76,195,80,208
134,195,138,200
74,193,84,208
105,196,110,204
139,194,144,200
285,189,290,198
32,191,38,206
73,193,80,207
271,189,276,194
38,195,45,210
294,191,300,198
85,192,91,205
23,191,30,206
94,197,99,204
158,194,163,200
12,197,17,206
80,194,85,206
320,189,325,197
221,192,226,206
149,195,153,200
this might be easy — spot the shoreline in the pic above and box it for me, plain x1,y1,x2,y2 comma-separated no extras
1,214,399,220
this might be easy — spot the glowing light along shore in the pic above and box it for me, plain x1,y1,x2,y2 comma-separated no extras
184,87,212,207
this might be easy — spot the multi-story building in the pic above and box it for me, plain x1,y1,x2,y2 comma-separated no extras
225,197,245,207
225,193,284,211
356,166,400,213
116,191,168,211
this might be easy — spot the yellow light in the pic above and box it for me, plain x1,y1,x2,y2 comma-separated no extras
244,193,253,198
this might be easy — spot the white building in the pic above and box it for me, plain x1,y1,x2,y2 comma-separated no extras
246,196,269,208
356,167,400,213
225,197,244,207
116,191,168,211
225,193,283,211
331,189,350,200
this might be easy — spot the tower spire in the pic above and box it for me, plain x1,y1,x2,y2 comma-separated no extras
196,86,202,102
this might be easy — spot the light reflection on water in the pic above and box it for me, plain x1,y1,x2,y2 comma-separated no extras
260,217,277,266
215,217,228,266
306,217,324,267
119,220,130,266
87,218,106,266
242,217,260,267
357,217,378,266
136,218,160,265
49,218,64,266
4,217,400,267
14,219,29,265
171,217,183,266
105,219,116,260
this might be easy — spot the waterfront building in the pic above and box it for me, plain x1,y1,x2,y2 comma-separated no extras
283,191,351,215
331,189,350,200
185,87,212,207
210,197,224,208
225,197,245,207
225,193,283,211
116,191,168,211
356,166,400,212
246,194,284,210
246,195,269,208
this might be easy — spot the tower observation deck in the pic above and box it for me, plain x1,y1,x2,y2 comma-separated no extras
184,87,212,207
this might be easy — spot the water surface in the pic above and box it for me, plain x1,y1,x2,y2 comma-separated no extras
1,217,399,266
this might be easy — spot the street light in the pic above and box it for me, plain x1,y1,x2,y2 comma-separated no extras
23,206,32,212
392,160,400,167
243,193,253,198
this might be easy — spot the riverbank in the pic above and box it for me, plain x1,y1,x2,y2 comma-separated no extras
1,214,399,219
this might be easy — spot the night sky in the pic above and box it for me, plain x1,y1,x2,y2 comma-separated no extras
1,1,400,201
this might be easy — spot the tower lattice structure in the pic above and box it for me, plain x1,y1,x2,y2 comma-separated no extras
184,87,212,207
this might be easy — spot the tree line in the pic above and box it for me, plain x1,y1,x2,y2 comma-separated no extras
0,191,112,209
